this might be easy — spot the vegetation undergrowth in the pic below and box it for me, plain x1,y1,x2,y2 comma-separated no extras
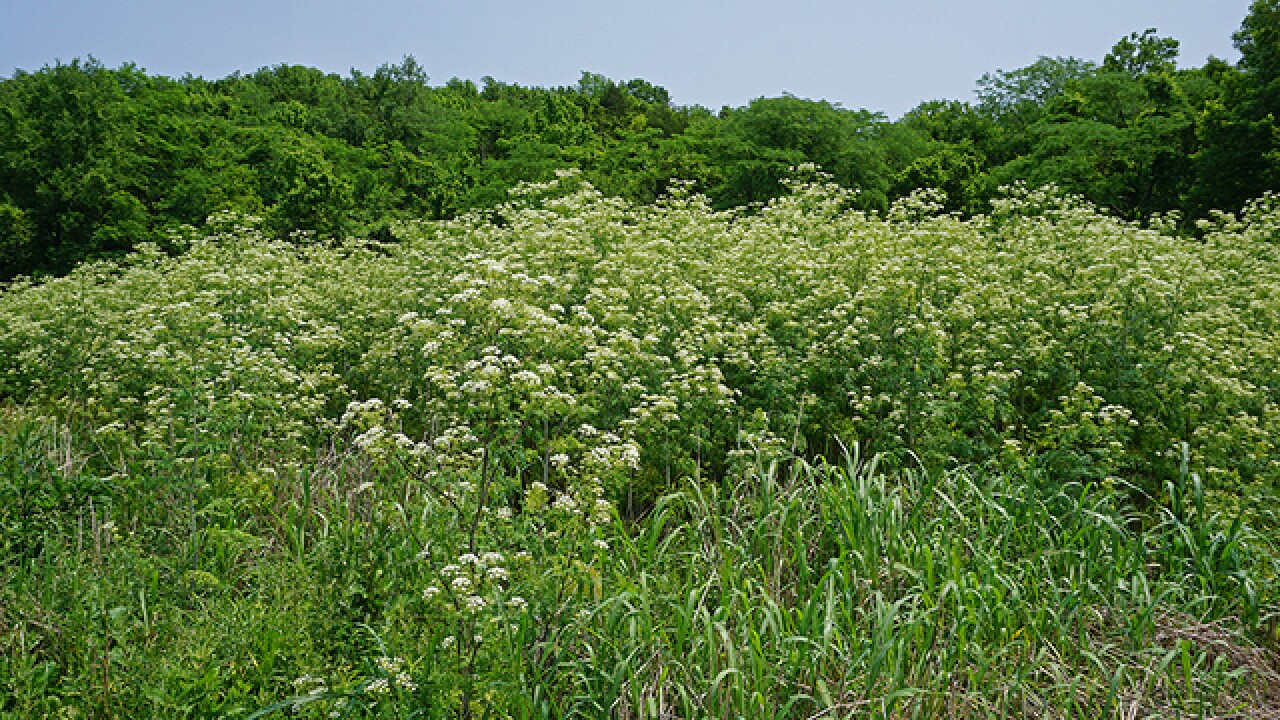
2,174,1279,717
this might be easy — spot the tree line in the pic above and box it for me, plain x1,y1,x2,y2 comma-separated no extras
1,0,1277,280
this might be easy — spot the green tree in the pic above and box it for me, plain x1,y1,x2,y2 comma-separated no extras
692,96,891,210
976,30,1206,219
251,129,353,238
1102,29,1180,77
1191,0,1280,213
894,100,998,211
0,59,165,275
976,56,1097,134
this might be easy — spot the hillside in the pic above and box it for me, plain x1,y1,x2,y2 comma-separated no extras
3,3,1280,716
2,176,1278,717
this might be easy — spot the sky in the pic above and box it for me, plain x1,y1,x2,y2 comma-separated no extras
0,0,1255,119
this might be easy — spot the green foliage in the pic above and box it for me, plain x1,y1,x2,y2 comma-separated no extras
0,201,36,275
690,96,892,211
0,58,705,281
976,56,1098,135
0,412,117,560
1103,29,1180,77
1237,0,1280,86
1191,0,1280,215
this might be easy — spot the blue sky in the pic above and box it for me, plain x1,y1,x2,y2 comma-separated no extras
0,1,1253,118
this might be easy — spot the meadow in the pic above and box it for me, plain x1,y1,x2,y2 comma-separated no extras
2,172,1279,717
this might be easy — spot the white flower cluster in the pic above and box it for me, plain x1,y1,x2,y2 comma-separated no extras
292,673,327,696
4,175,1279,575
373,656,416,692
431,550,510,615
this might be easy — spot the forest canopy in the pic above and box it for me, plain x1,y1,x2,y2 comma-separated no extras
1,1,1278,280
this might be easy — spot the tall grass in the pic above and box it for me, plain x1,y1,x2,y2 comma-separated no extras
557,446,1278,718
4,403,1276,717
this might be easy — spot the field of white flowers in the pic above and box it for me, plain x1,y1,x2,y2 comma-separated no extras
2,172,1278,717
